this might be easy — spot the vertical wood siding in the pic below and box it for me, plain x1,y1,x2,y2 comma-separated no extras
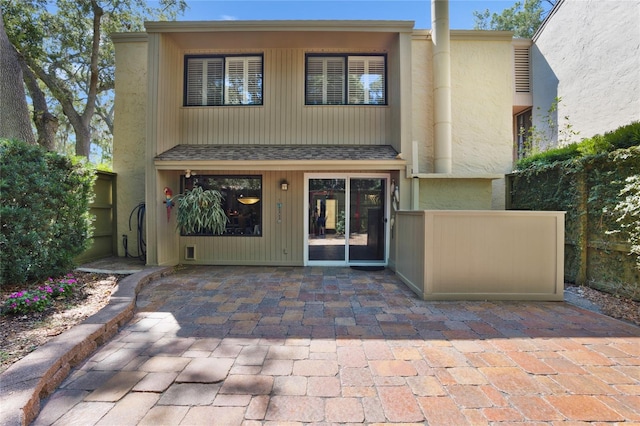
178,49,390,146
156,35,182,155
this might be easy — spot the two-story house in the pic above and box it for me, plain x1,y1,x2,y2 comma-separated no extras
112,14,515,269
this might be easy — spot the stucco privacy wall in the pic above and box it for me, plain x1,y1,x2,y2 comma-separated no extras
112,34,147,257
532,0,640,146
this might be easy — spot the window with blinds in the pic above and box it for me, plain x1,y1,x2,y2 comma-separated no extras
305,54,386,105
185,55,263,106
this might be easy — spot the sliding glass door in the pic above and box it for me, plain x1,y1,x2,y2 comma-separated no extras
306,174,388,266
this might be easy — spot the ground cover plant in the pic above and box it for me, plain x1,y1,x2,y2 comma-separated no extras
0,271,120,373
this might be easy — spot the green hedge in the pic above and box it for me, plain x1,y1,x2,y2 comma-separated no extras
516,121,640,170
0,139,96,286
509,142,640,300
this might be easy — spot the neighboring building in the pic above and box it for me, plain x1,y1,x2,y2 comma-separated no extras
112,14,516,268
521,0,640,154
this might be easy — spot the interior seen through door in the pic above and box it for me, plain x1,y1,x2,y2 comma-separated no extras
308,177,385,263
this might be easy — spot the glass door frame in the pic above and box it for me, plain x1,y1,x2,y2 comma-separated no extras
304,172,390,267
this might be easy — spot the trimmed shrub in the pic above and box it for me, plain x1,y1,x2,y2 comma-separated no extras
605,121,640,150
516,143,580,169
516,121,640,170
0,139,96,286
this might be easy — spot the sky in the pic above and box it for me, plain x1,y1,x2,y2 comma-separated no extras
174,0,519,30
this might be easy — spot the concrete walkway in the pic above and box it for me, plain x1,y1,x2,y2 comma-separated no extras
33,266,640,425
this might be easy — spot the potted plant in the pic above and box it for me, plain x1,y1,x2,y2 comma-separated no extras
175,186,228,235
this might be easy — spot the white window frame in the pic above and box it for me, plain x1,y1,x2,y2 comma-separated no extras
185,55,263,106
305,54,386,105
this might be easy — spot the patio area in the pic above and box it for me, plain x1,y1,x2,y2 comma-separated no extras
34,265,640,424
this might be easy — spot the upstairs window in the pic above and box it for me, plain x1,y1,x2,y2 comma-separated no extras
305,54,386,105
185,55,263,106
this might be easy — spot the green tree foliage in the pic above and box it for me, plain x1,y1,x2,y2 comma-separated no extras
0,139,96,286
1,0,186,161
473,0,556,38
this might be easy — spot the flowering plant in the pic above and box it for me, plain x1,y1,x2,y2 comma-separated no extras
2,275,77,315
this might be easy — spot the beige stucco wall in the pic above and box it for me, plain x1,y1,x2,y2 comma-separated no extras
112,35,148,257
418,179,493,210
450,33,514,209
411,31,514,209
411,33,435,173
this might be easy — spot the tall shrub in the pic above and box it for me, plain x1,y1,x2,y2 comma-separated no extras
0,139,96,285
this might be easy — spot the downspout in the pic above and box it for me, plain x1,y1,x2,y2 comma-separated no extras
432,0,452,173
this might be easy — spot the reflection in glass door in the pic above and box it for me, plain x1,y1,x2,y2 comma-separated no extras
308,178,346,261
306,175,387,265
349,178,385,262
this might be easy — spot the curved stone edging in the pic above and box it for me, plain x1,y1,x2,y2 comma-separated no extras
0,266,172,426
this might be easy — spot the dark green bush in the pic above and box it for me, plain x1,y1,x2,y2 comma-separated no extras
516,121,640,170
516,143,580,169
605,121,640,150
0,139,96,286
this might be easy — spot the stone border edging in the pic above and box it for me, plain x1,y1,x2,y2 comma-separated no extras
0,266,172,426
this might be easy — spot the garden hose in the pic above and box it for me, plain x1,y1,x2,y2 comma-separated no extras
124,202,146,261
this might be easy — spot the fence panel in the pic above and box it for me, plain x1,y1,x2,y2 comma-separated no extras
75,171,117,264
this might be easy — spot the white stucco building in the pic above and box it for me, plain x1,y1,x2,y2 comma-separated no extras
526,0,640,149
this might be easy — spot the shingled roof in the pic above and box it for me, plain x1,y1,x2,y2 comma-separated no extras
155,144,401,162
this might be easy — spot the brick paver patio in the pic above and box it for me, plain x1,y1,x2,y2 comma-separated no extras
34,266,640,425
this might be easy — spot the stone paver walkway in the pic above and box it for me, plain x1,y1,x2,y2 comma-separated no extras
34,266,640,425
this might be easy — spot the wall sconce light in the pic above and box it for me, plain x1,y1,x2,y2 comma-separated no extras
280,179,289,191
185,169,196,178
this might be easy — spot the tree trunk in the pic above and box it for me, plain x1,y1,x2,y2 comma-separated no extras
20,57,58,151
0,9,36,144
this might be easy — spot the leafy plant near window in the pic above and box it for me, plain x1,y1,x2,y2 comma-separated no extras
175,186,228,235
518,97,579,159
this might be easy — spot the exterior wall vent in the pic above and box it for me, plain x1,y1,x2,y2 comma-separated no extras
185,246,196,260
514,46,531,93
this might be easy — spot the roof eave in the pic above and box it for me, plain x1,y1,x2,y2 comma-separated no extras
154,159,407,171
144,20,416,34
